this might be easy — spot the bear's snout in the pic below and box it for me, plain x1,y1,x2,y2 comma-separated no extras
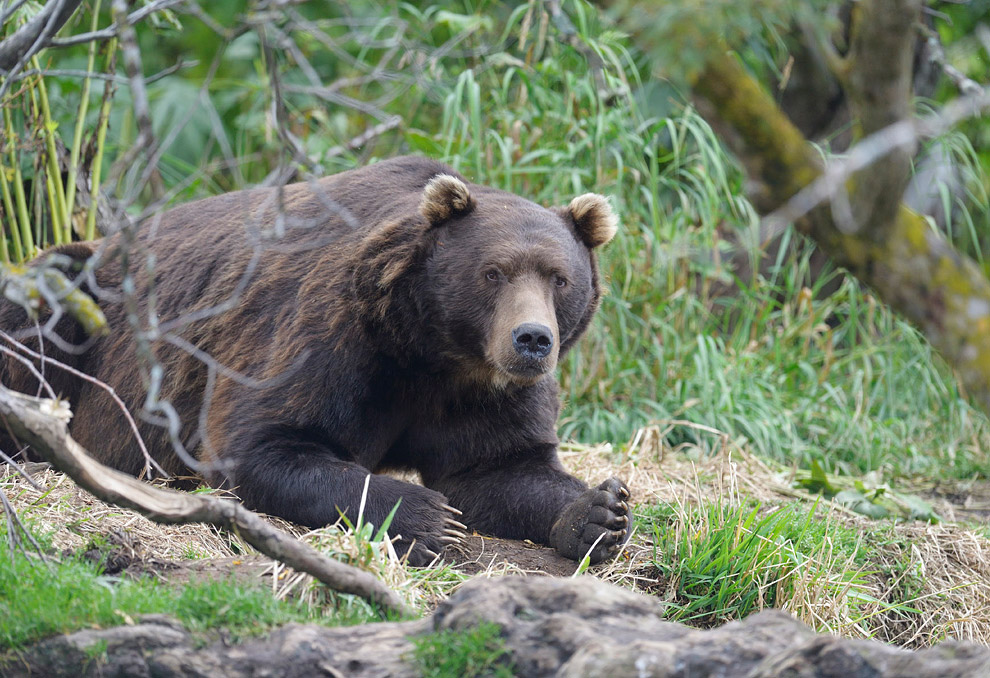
512,323,554,360
484,272,561,384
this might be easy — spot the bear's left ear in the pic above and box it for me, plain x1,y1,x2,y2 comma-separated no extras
567,193,618,248
420,174,476,226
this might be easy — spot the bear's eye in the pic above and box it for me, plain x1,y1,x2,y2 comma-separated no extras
485,269,500,282
555,276,567,288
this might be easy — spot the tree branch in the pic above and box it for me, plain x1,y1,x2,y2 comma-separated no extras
843,0,921,236
0,384,411,617
0,0,82,72
691,50,990,416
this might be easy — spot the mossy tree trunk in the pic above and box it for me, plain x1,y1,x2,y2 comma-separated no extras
621,0,990,417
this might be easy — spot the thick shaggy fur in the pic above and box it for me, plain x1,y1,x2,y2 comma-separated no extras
0,157,629,563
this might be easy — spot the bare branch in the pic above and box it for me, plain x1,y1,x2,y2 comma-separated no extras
765,86,990,233
106,0,164,202
0,0,82,72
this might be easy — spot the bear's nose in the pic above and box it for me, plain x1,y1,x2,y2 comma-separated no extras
512,323,554,359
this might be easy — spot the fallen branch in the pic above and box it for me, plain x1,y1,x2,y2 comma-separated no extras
0,384,410,617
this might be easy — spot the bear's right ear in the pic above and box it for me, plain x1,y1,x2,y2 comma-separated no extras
420,174,476,226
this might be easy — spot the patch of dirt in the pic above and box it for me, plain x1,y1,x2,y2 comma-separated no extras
445,534,580,577
923,479,990,524
72,527,144,575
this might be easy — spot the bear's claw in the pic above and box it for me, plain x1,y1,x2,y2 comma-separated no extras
548,477,633,564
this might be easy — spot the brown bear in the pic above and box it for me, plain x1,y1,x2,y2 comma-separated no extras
0,156,631,565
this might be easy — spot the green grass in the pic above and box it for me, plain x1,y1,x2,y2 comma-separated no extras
0,537,380,651
372,1,990,481
637,500,916,633
411,621,515,678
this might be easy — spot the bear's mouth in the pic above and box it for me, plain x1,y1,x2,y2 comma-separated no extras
498,355,556,384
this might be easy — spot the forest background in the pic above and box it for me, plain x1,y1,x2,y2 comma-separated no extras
2,0,990,660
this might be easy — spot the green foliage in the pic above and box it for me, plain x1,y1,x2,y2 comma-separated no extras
0,535,376,651
3,0,990,484
641,500,872,627
611,0,835,83
0,2,116,261
793,461,940,521
411,621,515,678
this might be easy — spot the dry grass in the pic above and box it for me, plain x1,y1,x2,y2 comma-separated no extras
5,430,990,647
560,424,990,648
2,466,242,560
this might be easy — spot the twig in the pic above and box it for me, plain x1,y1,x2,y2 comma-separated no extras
0,0,32,26
107,0,163,201
0,484,49,561
6,60,193,85
0,345,56,400
0,444,45,492
323,115,402,160
0,384,411,616
763,85,990,238
44,0,185,47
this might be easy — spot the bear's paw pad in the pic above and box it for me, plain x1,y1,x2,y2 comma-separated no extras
549,477,631,564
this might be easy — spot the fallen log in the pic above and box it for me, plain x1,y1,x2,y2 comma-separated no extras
6,576,990,677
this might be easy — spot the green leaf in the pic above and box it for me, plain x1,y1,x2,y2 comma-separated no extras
901,494,941,523
834,489,889,519
434,11,494,34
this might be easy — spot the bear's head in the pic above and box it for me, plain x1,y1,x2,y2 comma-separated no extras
421,174,616,388
353,171,617,389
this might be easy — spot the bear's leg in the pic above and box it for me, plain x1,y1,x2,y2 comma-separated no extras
428,460,631,564
226,442,463,565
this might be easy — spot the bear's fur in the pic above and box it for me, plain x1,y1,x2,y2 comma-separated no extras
0,156,630,564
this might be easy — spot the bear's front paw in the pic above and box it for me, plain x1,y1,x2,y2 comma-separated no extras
548,477,631,564
388,487,468,567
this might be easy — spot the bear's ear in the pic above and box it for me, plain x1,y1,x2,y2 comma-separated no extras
567,193,618,248
420,174,476,226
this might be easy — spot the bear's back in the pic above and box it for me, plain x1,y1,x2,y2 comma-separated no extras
143,156,462,251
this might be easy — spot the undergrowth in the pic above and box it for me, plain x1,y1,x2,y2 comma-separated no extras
0,522,385,652
640,501,863,627
0,548,341,651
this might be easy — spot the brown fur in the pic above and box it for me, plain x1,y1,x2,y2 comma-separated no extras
0,156,630,564
567,193,618,248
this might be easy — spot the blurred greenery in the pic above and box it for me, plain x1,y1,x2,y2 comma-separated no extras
2,0,990,484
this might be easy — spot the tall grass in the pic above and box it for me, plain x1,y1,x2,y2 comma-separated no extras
377,1,990,479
